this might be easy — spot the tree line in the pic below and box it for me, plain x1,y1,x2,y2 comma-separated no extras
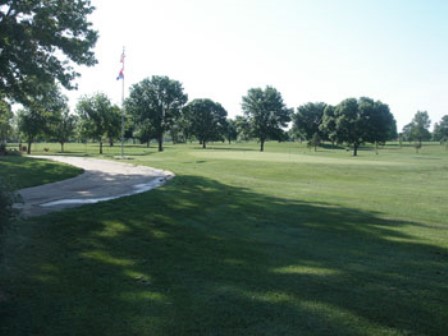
2,76,448,156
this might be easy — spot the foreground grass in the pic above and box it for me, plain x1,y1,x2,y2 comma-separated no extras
1,142,447,335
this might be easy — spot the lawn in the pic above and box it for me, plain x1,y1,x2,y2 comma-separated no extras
1,142,447,335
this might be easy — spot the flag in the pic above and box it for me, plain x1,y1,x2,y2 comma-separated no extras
116,49,125,80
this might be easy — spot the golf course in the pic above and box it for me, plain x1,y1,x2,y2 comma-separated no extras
1,141,447,335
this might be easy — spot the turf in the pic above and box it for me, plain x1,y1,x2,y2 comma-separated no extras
0,155,83,189
1,142,447,335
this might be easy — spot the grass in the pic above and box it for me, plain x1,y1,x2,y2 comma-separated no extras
1,141,447,335
0,155,83,189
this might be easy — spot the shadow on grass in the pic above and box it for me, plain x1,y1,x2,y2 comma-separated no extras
1,175,447,335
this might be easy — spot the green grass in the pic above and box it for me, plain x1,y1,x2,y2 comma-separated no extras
1,142,447,335
0,155,83,189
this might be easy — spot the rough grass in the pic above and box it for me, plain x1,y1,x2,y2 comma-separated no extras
1,141,447,335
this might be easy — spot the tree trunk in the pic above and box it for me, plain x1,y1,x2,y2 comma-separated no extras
99,140,103,154
158,133,163,152
146,140,150,148
202,141,206,149
260,139,265,152
60,142,64,153
27,140,32,154
353,143,358,156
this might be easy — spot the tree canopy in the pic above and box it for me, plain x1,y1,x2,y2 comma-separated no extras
402,111,431,148
76,93,120,154
321,97,396,156
126,76,188,152
242,86,291,152
0,0,98,103
17,83,68,154
185,98,228,149
292,102,326,141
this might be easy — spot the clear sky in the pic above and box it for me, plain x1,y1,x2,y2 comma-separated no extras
67,0,448,131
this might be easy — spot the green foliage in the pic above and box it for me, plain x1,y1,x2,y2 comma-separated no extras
402,111,431,148
242,86,291,151
433,115,448,142
185,98,228,148
76,93,120,154
322,97,396,156
126,76,188,152
0,99,13,142
292,102,326,141
234,115,252,141
17,83,68,154
225,118,238,144
0,0,98,103
52,109,78,153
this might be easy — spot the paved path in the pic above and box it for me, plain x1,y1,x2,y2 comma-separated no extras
17,156,174,217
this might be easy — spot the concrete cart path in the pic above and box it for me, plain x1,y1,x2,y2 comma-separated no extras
17,156,174,217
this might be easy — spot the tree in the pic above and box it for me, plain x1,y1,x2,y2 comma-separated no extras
242,86,291,152
359,97,396,153
0,1,98,104
292,102,326,141
126,76,188,152
432,115,448,143
76,93,120,154
53,109,78,153
185,99,228,149
0,99,13,144
225,118,238,144
320,105,337,146
17,83,68,154
328,97,396,156
403,111,431,151
234,115,252,141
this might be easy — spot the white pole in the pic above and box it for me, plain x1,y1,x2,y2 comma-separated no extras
120,47,125,158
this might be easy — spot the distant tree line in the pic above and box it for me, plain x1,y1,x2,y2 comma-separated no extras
3,78,448,156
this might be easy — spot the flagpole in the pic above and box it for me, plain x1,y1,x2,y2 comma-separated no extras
120,47,125,158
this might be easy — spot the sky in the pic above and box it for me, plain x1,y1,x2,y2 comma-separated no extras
66,0,448,131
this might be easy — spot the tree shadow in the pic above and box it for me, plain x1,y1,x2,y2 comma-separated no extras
2,175,447,335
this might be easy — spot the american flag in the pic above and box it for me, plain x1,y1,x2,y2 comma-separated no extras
117,49,125,80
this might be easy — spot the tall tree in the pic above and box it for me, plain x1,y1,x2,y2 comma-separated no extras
76,93,120,154
0,0,98,103
126,76,188,152
185,99,228,149
292,102,326,141
242,86,291,152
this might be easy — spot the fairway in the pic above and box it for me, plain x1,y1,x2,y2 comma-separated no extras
1,142,447,335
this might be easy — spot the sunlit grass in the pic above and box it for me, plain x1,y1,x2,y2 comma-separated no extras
1,141,447,335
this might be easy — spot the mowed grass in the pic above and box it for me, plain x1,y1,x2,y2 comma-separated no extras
1,142,447,335
0,155,83,189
